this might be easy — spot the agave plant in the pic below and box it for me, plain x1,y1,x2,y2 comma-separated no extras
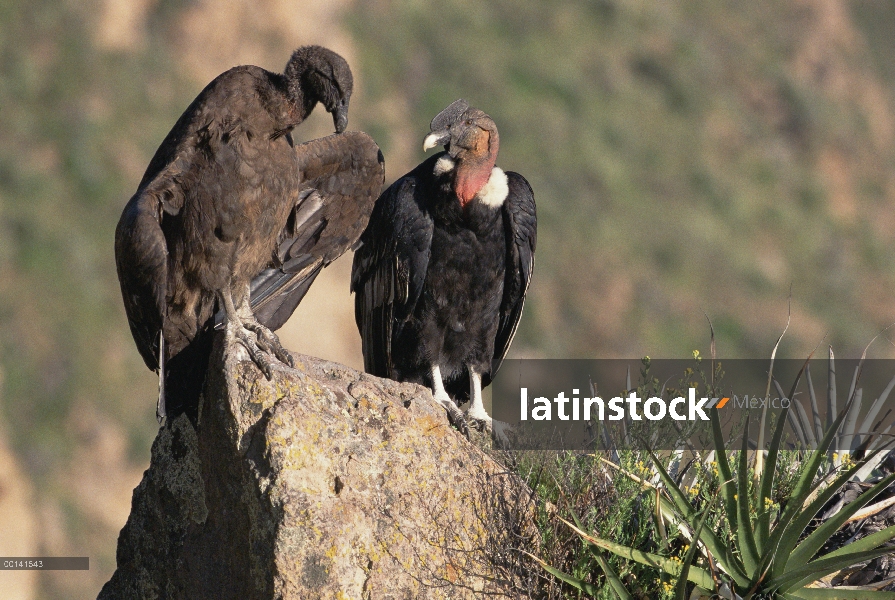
778,348,895,479
531,358,895,599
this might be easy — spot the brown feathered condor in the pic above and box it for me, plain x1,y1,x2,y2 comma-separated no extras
351,99,536,438
115,46,385,422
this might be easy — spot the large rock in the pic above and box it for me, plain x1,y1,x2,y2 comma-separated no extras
99,335,530,599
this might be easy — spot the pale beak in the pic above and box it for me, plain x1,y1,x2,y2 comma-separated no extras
423,129,451,152
332,100,349,134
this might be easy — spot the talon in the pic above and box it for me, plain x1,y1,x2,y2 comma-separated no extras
449,409,470,440
437,397,470,439
465,411,511,447
254,350,274,380
232,324,275,379
220,287,285,380
468,417,487,432
244,321,293,367
491,420,512,448
254,336,272,355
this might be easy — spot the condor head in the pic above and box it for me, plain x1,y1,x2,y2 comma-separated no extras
285,45,353,133
423,99,501,205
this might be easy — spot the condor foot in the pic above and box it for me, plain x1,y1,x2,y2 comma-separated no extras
228,320,293,380
434,391,470,439
466,411,511,448
244,320,294,368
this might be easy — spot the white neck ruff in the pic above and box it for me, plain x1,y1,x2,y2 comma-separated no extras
475,167,508,208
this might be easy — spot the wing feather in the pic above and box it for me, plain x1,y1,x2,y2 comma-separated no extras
114,191,170,371
351,175,434,377
250,131,385,330
115,68,268,368
486,171,536,385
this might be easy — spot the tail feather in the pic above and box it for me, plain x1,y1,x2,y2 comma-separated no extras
156,331,166,423
162,324,214,424
252,265,322,331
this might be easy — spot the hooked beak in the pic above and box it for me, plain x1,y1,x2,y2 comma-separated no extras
423,129,451,152
332,101,349,134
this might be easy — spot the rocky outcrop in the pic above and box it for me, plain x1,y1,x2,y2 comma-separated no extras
99,335,531,599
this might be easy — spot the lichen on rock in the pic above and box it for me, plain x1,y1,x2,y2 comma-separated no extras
99,334,531,599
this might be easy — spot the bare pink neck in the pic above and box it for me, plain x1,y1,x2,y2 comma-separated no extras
454,160,494,207
453,134,499,207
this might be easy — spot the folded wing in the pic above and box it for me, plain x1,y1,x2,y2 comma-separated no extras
250,131,385,330
351,175,435,378
487,171,537,386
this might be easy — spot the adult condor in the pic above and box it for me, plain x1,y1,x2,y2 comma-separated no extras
351,99,536,439
115,46,384,422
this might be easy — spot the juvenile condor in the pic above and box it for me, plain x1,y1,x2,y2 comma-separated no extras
352,99,536,438
115,46,384,422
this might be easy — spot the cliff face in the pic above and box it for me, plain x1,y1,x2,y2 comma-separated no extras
98,336,528,599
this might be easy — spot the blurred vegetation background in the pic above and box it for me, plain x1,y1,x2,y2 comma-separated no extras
2,0,895,597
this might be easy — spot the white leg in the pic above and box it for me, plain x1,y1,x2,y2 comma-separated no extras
431,365,449,402
466,367,491,423
466,366,511,446
431,365,469,438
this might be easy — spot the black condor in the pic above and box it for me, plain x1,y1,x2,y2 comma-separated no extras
115,46,384,421
352,99,536,438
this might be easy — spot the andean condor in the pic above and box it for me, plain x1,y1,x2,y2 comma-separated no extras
115,46,385,422
351,99,536,438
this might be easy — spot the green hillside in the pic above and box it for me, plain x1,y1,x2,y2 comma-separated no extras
2,0,895,597
350,0,895,359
